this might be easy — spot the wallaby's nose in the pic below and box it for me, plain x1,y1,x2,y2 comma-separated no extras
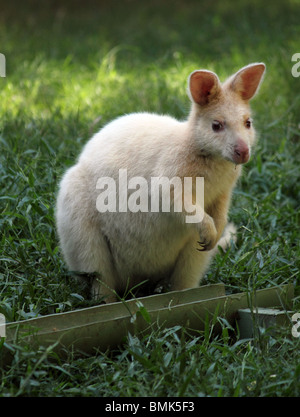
233,139,249,164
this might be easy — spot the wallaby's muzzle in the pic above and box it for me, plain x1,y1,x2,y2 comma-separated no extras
233,139,250,164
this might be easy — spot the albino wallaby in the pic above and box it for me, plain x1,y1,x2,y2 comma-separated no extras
56,63,265,302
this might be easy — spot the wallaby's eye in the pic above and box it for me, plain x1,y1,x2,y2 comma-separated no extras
245,118,252,129
212,120,224,132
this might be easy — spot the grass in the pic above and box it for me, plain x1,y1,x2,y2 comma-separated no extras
0,0,300,397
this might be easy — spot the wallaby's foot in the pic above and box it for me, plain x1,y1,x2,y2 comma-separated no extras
91,277,118,304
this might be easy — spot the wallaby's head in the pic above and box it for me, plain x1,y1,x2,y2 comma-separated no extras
188,63,266,165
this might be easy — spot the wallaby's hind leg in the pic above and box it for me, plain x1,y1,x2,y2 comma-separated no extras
56,166,120,303
60,220,118,303
88,234,119,303
57,206,118,303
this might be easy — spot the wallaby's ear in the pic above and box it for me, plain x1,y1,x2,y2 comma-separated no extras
229,63,266,101
188,70,221,105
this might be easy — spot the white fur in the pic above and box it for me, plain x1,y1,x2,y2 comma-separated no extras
56,63,265,302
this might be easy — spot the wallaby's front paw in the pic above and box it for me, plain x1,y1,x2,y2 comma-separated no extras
197,237,217,251
197,239,214,251
197,215,218,251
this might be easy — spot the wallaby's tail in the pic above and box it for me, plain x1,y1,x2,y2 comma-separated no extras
213,222,237,254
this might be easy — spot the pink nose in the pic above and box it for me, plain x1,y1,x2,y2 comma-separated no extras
233,139,250,164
